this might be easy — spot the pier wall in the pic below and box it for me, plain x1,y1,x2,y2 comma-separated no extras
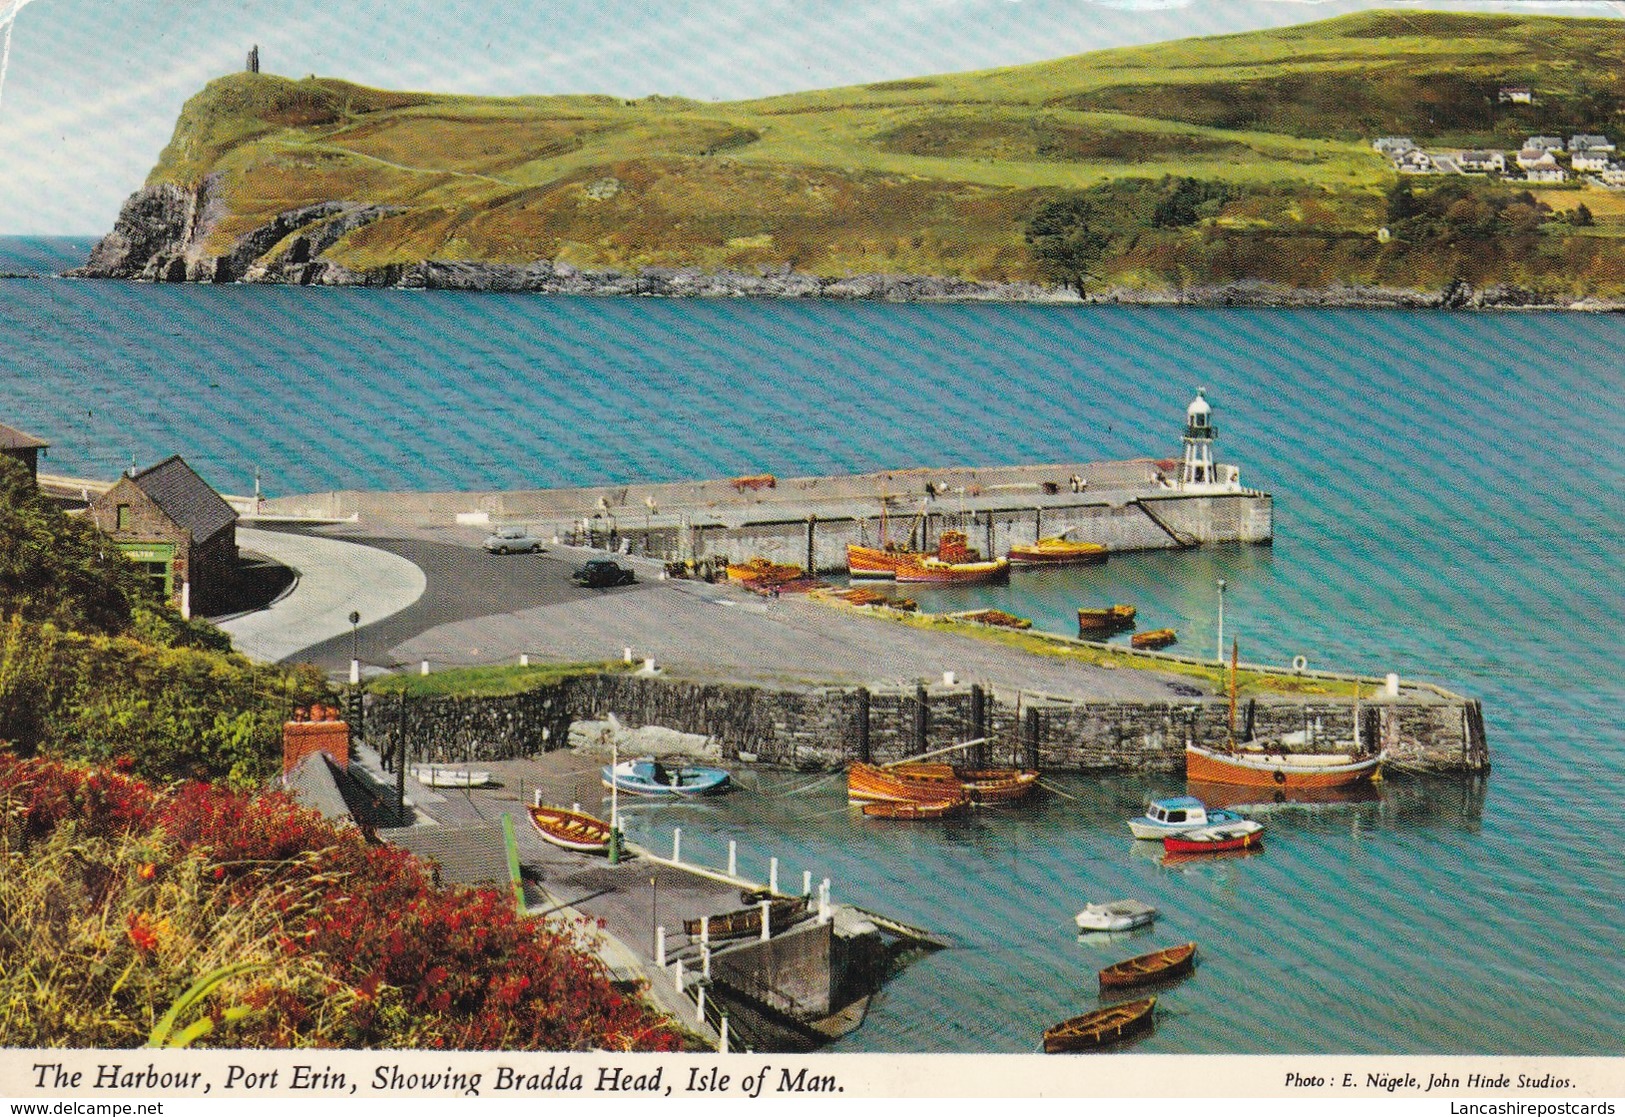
364,673,1488,774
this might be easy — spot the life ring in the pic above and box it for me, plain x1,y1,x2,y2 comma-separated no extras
1292,655,1308,672
1273,770,1287,785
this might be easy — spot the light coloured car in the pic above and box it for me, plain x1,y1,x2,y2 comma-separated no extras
482,525,545,554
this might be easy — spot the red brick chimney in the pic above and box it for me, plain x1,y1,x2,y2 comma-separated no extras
282,703,350,775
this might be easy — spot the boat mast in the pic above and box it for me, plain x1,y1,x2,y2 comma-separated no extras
1227,639,1239,750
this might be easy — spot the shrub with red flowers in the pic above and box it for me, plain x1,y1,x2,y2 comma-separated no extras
0,754,691,1051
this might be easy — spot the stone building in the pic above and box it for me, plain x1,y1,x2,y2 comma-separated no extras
87,455,237,617
0,421,48,484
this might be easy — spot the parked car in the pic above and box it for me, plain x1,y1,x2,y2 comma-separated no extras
572,558,636,588
483,525,545,554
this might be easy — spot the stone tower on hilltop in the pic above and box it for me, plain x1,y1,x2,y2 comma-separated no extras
247,45,259,74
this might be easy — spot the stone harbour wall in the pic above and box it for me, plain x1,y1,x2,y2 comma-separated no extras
362,671,1488,774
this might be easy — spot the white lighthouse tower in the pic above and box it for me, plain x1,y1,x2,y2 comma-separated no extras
1179,388,1241,491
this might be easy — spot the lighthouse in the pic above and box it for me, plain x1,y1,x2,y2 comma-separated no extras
1179,388,1241,491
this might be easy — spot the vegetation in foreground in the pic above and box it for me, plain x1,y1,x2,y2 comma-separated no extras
118,9,1625,296
0,755,688,1049
368,659,630,698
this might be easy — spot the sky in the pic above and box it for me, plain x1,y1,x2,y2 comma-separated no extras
0,0,1621,234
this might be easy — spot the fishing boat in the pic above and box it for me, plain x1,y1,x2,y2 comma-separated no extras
527,805,612,853
894,554,1011,585
683,896,808,940
1130,628,1178,650
726,557,805,587
845,542,920,579
1077,604,1137,635
1098,942,1197,990
1185,741,1384,789
411,764,493,788
1162,820,1265,855
1074,899,1158,932
861,798,966,820
1127,795,1249,839
1043,997,1156,1053
1008,536,1108,566
601,757,731,796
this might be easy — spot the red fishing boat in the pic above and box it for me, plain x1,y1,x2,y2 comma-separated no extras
1162,820,1264,854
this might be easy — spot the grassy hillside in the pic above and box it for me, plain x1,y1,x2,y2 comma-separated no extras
139,9,1625,294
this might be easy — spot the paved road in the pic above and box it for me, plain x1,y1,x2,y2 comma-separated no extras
218,528,427,664
242,524,1198,701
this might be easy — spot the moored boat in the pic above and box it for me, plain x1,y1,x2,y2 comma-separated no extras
894,554,1011,585
1075,898,1158,932
1077,604,1137,635
1098,942,1197,990
1043,996,1156,1053
846,762,970,807
1127,795,1248,840
527,805,612,853
1162,820,1265,855
412,764,493,788
602,757,731,796
726,557,805,587
1009,537,1108,566
883,761,1040,804
862,798,966,820
1130,628,1177,650
684,896,808,940
1185,741,1384,789
947,608,1032,629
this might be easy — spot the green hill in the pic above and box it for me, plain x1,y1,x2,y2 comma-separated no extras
88,9,1625,297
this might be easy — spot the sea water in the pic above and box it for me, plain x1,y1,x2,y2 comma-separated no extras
3,237,1620,1053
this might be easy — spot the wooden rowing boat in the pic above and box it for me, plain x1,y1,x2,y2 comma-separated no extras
1162,820,1264,854
1098,942,1197,990
1077,604,1137,635
1130,628,1177,650
683,896,808,940
527,805,612,853
947,608,1032,629
1043,997,1156,1053
862,798,966,820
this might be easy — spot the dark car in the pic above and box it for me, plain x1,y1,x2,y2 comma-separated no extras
572,558,636,588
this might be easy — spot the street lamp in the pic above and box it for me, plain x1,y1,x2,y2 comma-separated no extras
348,610,361,685
1215,580,1226,665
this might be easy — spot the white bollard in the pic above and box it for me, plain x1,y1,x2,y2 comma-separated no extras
700,916,710,949
719,1016,729,1054
571,801,579,812
728,840,737,878
696,984,706,1023
624,647,633,664
520,653,529,667
656,926,666,967
759,899,772,941
769,857,779,895
674,957,685,992
420,660,429,676
533,790,542,807
819,879,831,924
1386,672,1400,697
803,870,812,896
943,670,956,686
703,943,711,979
672,827,682,863
643,657,656,672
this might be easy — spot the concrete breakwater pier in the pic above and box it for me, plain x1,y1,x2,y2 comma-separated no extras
261,456,1274,570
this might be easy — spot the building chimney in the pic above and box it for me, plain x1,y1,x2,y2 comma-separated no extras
282,703,350,776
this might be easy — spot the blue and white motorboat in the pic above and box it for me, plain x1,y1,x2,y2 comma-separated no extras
1126,795,1247,839
601,757,731,797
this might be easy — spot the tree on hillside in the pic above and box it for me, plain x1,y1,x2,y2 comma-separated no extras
1025,194,1112,296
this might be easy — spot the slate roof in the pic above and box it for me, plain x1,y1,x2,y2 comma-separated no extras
130,455,236,541
0,422,47,451
380,821,515,888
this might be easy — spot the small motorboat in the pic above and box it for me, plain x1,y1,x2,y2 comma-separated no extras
1075,899,1158,933
1043,996,1156,1053
527,805,612,853
862,798,966,820
601,757,731,796
1127,795,1249,840
1162,820,1265,855
1130,628,1177,650
412,764,493,788
1099,942,1197,990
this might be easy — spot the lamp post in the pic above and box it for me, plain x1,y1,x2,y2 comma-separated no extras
1215,579,1226,665
348,610,361,685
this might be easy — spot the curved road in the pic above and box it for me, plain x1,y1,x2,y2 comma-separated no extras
218,528,427,664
